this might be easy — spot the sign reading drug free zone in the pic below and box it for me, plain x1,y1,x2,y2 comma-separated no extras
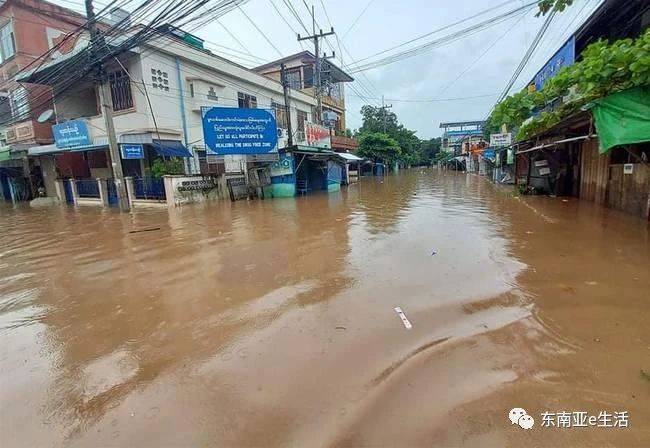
202,107,278,155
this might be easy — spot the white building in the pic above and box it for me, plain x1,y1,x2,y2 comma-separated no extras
18,26,317,192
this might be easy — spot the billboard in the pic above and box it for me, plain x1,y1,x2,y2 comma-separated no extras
52,119,91,149
306,122,331,148
533,36,575,91
202,107,278,155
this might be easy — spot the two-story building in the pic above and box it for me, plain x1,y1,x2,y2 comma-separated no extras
253,51,357,152
0,0,88,202
16,15,317,201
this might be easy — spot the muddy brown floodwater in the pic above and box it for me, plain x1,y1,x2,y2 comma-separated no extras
0,169,649,447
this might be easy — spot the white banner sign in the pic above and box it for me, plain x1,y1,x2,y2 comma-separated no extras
490,133,512,147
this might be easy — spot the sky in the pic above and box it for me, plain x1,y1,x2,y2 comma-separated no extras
66,0,603,138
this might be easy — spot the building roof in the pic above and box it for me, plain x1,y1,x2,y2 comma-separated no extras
253,50,354,83
439,121,485,129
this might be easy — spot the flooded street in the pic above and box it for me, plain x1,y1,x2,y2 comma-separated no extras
1,169,648,447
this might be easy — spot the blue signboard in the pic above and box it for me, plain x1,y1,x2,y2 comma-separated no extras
52,119,91,149
534,36,575,91
121,144,144,159
202,107,278,155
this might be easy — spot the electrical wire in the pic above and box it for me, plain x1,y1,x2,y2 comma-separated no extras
342,0,376,38
349,1,539,73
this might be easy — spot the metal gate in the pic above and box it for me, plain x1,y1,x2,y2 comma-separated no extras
63,180,74,204
106,179,119,206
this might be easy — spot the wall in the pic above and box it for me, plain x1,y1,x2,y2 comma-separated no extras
37,155,57,197
607,163,650,219
163,174,220,206
579,138,610,205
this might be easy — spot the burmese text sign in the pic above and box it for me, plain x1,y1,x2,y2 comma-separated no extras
202,107,278,155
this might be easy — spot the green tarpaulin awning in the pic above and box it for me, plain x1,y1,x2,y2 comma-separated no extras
0,148,10,162
590,87,650,154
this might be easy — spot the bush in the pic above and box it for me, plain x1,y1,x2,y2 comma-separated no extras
151,158,185,177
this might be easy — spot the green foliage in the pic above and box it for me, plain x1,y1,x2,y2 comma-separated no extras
536,0,574,17
356,132,402,165
488,29,650,141
354,105,440,166
151,158,185,177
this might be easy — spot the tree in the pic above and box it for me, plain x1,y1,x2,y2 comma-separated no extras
357,132,402,165
357,105,399,135
420,137,442,161
537,0,574,16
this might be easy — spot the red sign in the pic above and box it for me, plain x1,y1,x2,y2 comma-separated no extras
306,123,331,148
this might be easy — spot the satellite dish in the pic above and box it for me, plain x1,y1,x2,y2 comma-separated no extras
37,109,54,123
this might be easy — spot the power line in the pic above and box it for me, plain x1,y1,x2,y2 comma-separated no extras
350,0,524,67
434,9,530,99
348,92,501,103
235,3,284,57
496,9,556,103
349,1,539,73
342,0,377,38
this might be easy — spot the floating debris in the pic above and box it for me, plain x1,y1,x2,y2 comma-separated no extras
394,307,412,330
129,227,161,234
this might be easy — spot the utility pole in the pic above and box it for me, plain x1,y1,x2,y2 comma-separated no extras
297,5,335,125
85,0,129,212
280,63,294,148
380,95,392,133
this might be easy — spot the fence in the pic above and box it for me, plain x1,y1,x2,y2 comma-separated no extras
75,179,100,198
134,177,166,200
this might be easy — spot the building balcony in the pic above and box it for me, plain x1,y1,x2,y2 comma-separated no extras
300,86,345,111
331,135,358,152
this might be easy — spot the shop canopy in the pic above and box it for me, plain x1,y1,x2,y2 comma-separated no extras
590,87,650,154
152,140,193,158
0,148,10,162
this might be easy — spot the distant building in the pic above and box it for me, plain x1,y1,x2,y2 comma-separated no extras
253,51,354,147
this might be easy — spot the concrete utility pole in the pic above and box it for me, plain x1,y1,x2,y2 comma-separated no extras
280,63,294,148
297,5,335,125
380,95,392,133
85,0,129,212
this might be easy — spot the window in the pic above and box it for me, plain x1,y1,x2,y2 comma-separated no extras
326,82,343,102
297,110,307,131
189,82,194,98
285,68,302,90
150,68,169,91
302,65,314,88
297,110,307,141
0,22,16,63
237,92,257,108
9,87,29,120
207,86,218,101
108,70,133,111
272,101,287,129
